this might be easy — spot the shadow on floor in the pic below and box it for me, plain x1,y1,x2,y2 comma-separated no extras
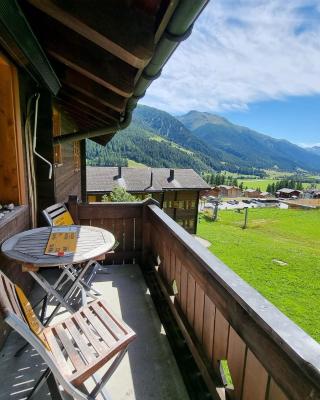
0,264,189,400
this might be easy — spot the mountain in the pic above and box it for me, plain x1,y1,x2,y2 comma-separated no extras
86,106,320,174
178,110,320,172
86,121,216,173
307,146,320,156
133,106,264,173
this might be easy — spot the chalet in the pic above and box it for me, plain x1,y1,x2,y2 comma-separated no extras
217,185,242,198
244,188,261,198
260,191,270,198
86,167,209,233
0,2,319,399
304,189,320,199
276,188,302,198
200,186,220,198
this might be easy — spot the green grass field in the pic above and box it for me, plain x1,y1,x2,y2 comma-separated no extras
197,208,320,341
240,179,275,191
240,178,320,191
127,159,147,168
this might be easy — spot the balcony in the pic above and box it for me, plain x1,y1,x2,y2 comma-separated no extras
1,197,320,400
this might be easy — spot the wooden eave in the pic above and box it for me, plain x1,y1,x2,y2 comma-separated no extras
18,0,176,145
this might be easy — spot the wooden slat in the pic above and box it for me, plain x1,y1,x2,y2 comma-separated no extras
186,273,195,327
194,283,205,343
124,218,134,253
170,249,176,284
202,295,215,361
213,309,229,371
44,329,70,375
163,244,170,284
64,318,96,364
180,264,188,314
73,313,106,354
134,216,143,251
54,325,86,371
81,308,114,347
90,302,125,340
227,327,246,399
175,257,182,304
242,350,269,400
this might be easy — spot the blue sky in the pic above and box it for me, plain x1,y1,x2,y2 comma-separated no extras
142,0,320,147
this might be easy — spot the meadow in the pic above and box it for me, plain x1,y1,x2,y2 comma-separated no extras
239,178,320,191
197,208,320,341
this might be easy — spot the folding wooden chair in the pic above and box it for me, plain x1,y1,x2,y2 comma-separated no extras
42,203,102,303
0,271,136,400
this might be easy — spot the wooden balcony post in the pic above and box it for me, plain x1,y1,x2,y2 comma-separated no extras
68,195,79,224
142,198,159,268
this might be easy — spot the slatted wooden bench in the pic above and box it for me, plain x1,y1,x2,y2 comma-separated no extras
0,270,136,400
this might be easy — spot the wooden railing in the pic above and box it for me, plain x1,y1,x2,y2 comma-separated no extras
68,197,320,400
68,196,144,265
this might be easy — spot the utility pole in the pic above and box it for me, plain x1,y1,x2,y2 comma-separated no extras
212,201,219,221
242,207,248,229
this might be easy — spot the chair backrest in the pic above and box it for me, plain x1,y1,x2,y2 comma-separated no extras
0,271,88,399
43,203,74,226
0,271,27,324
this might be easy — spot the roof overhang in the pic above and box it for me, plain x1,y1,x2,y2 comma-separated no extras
3,0,209,145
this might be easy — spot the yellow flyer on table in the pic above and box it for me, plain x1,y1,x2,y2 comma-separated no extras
45,226,78,256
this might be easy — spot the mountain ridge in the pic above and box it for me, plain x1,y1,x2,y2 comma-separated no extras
86,105,320,174
177,109,320,172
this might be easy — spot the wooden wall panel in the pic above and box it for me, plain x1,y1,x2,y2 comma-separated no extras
242,350,269,400
268,379,288,400
227,327,246,399
194,283,205,343
202,295,215,361
186,273,195,327
54,141,81,203
180,264,188,314
0,57,27,205
213,309,229,372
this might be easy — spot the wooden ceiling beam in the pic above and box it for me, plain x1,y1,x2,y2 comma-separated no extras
48,48,134,98
58,99,112,126
29,14,136,97
62,69,127,113
59,87,121,122
62,110,106,131
26,0,155,69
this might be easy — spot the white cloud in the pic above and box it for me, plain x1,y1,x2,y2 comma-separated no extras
142,0,320,114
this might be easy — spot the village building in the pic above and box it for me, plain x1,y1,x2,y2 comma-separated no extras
304,189,320,199
86,167,209,233
260,191,270,198
201,186,220,198
244,188,261,198
217,185,242,197
276,188,302,198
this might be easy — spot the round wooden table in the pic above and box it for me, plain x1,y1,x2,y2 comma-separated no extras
2,225,115,267
1,225,115,320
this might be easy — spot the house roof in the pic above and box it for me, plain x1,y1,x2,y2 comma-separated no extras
277,188,302,194
1,0,208,146
244,188,259,193
218,185,240,190
87,167,210,193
